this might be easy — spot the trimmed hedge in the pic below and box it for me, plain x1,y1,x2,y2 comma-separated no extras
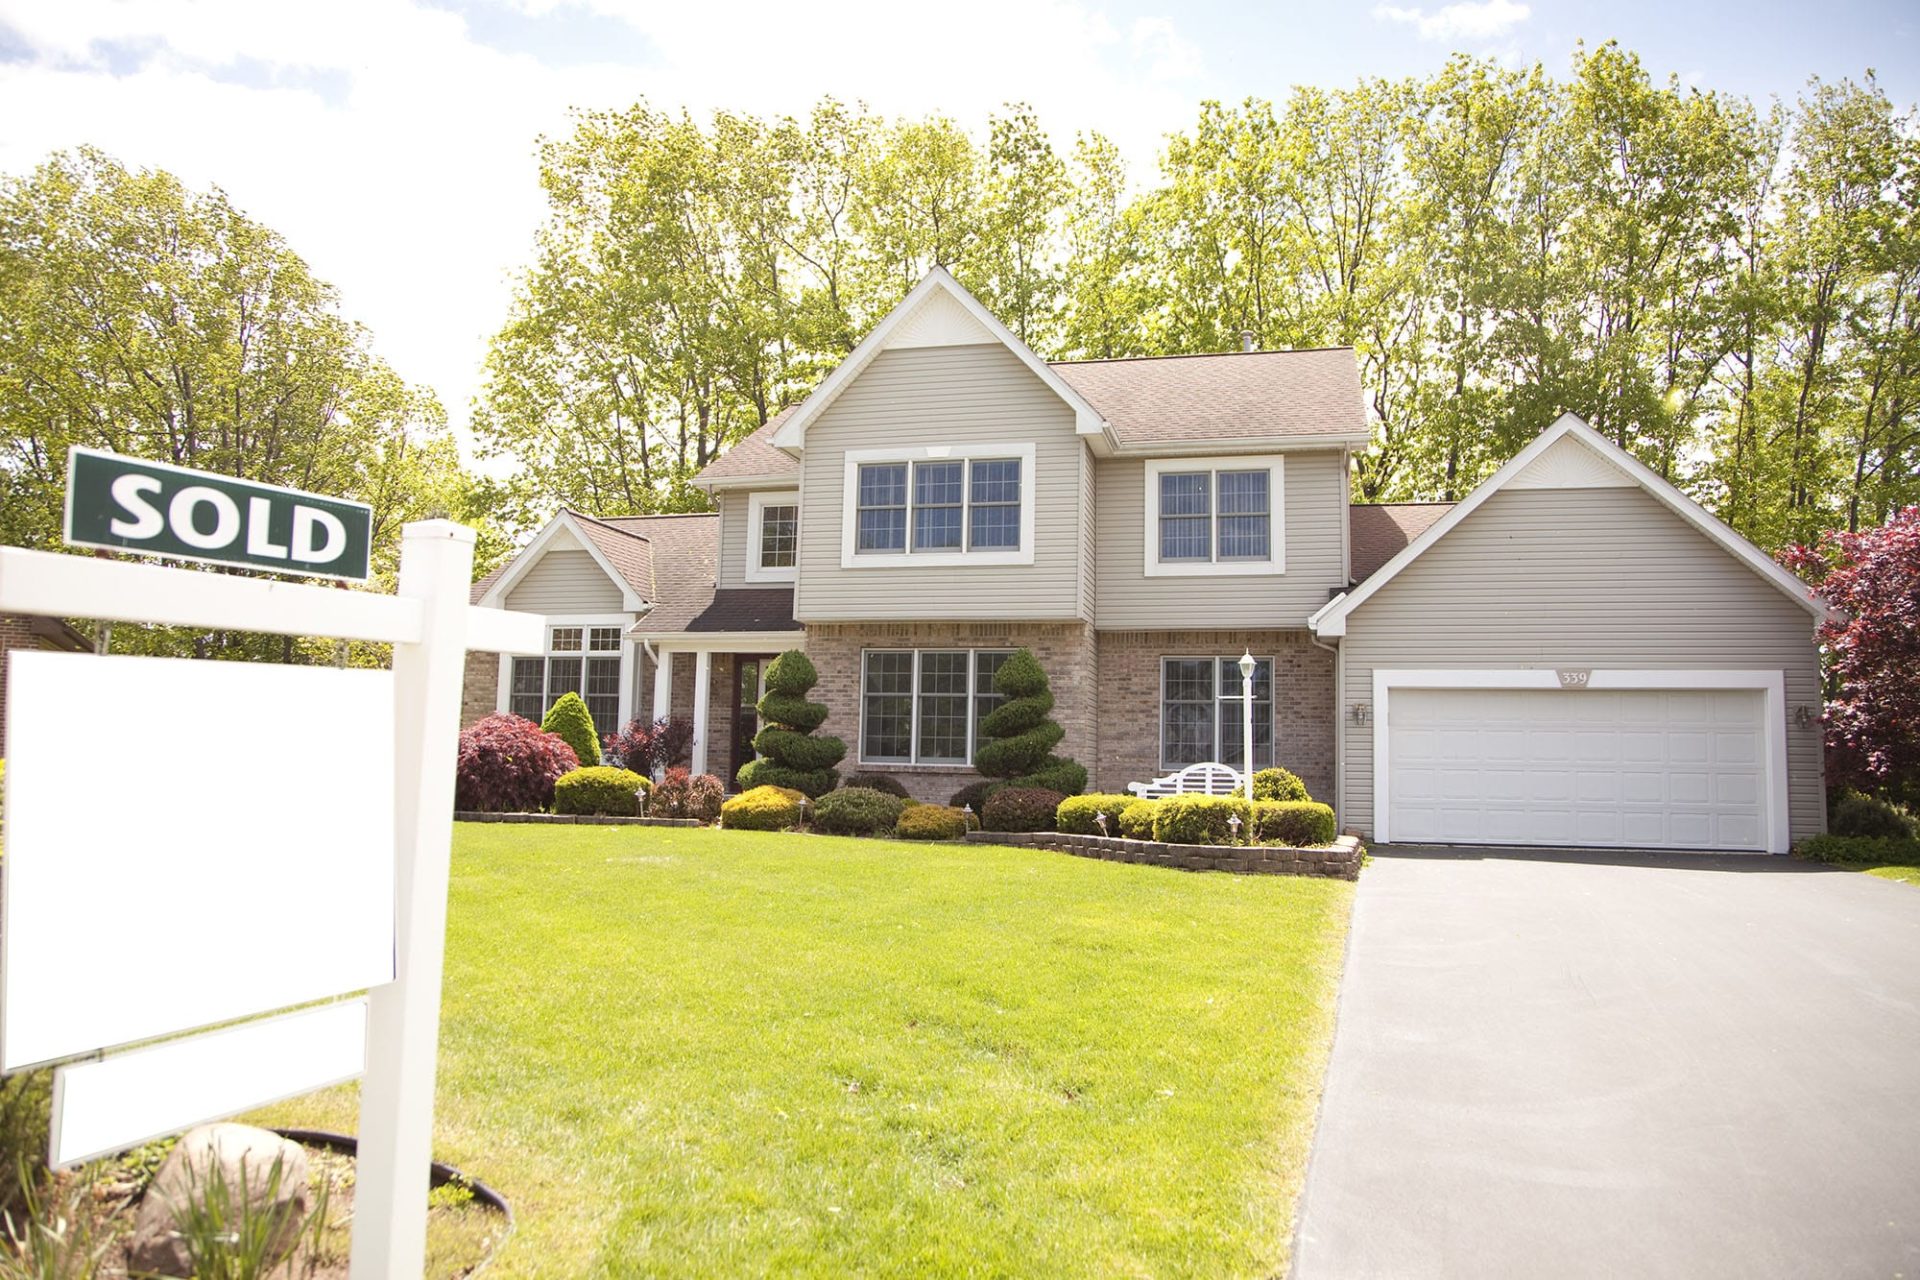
720,785,807,831
973,648,1088,795
841,772,911,799
812,786,909,836
553,766,649,816
1118,798,1159,840
1796,833,1920,865
1831,791,1915,839
542,692,601,767
1056,793,1145,835
737,650,845,798
1252,800,1337,847
895,804,969,841
1249,767,1310,803
948,780,1000,814
1153,795,1252,846
982,786,1067,833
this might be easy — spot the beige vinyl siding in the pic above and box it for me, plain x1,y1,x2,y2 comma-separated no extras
795,343,1087,622
503,549,623,613
1093,449,1348,629
716,491,750,590
1338,485,1826,842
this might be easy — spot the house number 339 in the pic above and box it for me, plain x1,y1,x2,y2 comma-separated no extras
1557,669,1592,689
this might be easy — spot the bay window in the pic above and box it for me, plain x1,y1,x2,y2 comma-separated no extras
861,648,1016,765
1160,656,1274,770
509,624,624,738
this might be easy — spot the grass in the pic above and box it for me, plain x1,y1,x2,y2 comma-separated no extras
1860,863,1920,886
249,824,1353,1278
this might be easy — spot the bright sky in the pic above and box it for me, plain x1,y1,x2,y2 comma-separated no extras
0,0,1913,460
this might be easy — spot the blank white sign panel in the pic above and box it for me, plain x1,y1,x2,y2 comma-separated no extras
49,999,368,1168
2,651,396,1071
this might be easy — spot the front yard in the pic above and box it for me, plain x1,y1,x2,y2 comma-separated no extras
252,823,1352,1277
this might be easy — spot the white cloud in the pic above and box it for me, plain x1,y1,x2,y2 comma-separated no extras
1371,0,1530,42
0,0,1205,462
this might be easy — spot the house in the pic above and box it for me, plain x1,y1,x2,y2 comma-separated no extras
464,268,1829,853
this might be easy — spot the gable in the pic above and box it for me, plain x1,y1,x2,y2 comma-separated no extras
503,549,623,613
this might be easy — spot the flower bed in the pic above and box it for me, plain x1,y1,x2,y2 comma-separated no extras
966,829,1363,880
455,812,701,827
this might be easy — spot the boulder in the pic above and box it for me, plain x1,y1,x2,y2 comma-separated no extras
128,1122,311,1277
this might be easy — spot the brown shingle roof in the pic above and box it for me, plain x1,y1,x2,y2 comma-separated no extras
647,587,798,634
1050,348,1368,447
1350,503,1454,583
694,408,800,486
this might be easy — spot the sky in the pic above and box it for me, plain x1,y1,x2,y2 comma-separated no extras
0,0,1914,462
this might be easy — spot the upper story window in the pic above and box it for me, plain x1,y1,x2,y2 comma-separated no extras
1143,456,1285,577
841,444,1037,568
745,491,800,584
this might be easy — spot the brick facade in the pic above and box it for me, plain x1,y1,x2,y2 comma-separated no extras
460,650,500,729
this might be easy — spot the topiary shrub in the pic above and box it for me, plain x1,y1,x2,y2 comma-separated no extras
812,786,909,836
1119,798,1160,840
455,713,581,812
1249,767,1311,803
720,784,806,831
895,804,969,841
553,766,649,816
541,691,601,766
1252,800,1337,847
737,650,845,798
982,786,1067,832
841,772,911,799
1056,793,1146,835
1831,791,1915,839
948,780,1001,815
973,648,1088,795
1153,794,1252,845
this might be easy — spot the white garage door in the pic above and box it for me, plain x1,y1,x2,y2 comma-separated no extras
1386,687,1767,851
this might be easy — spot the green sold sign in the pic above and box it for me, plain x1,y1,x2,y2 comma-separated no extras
64,448,374,581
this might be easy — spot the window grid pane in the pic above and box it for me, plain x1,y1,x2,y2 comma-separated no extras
913,461,964,551
1216,471,1270,560
760,504,797,568
973,650,1013,752
969,459,1021,551
856,464,907,553
1217,658,1274,769
549,626,582,653
1161,658,1215,767
545,656,582,717
584,657,620,740
916,651,970,763
587,626,622,652
862,651,914,762
510,657,544,722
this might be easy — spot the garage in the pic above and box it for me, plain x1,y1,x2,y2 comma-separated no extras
1383,685,1770,851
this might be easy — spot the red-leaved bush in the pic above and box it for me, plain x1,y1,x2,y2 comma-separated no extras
647,766,725,822
1782,507,1920,792
603,716,695,775
455,713,580,813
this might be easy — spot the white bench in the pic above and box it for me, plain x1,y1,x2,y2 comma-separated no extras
1126,761,1246,799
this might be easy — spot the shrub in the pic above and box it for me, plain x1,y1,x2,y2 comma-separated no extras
948,780,1001,815
603,716,694,774
1056,793,1145,835
1153,795,1252,845
1249,767,1311,803
720,785,806,831
1830,791,1915,839
812,786,909,836
737,650,845,797
841,772,911,799
1796,833,1920,865
541,691,601,766
982,786,1066,832
1252,800,1337,847
895,804,969,841
553,766,649,816
455,714,580,812
686,773,725,823
973,648,1088,795
1119,798,1160,840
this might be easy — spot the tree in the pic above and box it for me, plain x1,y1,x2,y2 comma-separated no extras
736,649,845,798
972,648,1087,795
1782,508,1920,795
542,691,602,766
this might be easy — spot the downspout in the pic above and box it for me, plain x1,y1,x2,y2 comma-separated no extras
1310,627,1344,837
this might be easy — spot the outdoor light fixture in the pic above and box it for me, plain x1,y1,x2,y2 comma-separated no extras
1228,814,1243,839
1349,702,1372,726
1793,704,1815,729
1094,811,1109,836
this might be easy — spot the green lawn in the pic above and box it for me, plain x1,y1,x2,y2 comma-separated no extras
252,824,1353,1277
1862,863,1920,886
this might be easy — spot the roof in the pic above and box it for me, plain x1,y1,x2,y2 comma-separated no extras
1350,503,1455,583
1049,348,1369,449
693,408,799,488
643,586,797,634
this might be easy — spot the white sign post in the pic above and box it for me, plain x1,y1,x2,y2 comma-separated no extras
0,518,542,1280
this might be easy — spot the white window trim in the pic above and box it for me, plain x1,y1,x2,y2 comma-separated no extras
1369,668,1791,854
744,490,800,584
857,647,1015,768
495,612,634,733
1143,455,1285,577
840,443,1038,568
1158,654,1278,771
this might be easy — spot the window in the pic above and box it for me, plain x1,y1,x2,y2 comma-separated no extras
509,625,624,738
745,491,800,583
860,648,1016,765
842,445,1035,566
1144,457,1285,575
1160,656,1274,770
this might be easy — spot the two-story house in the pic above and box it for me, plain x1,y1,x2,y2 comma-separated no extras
465,268,1830,853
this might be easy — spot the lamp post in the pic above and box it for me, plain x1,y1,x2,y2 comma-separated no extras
1237,649,1256,794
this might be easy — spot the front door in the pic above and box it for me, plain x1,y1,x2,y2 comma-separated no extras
729,656,772,785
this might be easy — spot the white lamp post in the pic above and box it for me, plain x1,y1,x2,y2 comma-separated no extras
1237,649,1256,795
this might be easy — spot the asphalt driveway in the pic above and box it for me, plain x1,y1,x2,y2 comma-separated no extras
1292,848,1920,1279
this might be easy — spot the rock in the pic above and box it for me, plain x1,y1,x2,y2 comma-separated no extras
128,1123,311,1277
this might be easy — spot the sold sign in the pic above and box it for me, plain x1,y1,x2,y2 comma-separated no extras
64,447,373,581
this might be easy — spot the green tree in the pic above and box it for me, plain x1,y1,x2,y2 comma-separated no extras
542,691,602,766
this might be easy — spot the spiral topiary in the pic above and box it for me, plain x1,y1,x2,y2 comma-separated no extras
972,648,1087,795
736,649,845,798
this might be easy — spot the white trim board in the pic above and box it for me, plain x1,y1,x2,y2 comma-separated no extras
1369,667,1791,854
839,443,1038,568
1142,455,1286,577
744,490,800,584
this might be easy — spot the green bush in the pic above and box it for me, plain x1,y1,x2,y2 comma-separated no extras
1831,791,1915,839
842,772,911,799
541,692,601,766
719,785,806,831
737,650,845,797
1249,767,1310,803
1252,800,1337,847
553,766,649,816
1795,833,1920,865
1152,795,1252,846
1118,798,1160,840
973,649,1088,795
948,779,1001,815
812,786,909,836
1056,793,1145,835
982,786,1067,832
895,804,969,841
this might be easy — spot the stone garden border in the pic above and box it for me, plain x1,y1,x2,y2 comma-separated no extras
965,830,1363,880
454,812,702,827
